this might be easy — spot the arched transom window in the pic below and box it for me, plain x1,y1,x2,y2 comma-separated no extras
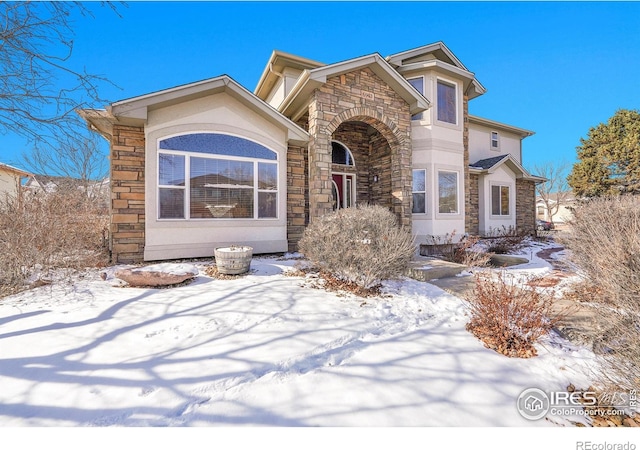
158,133,278,220
331,141,355,166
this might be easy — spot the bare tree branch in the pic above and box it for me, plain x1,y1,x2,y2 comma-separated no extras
532,161,572,224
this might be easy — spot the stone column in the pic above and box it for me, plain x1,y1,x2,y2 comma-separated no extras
110,125,145,263
516,179,536,236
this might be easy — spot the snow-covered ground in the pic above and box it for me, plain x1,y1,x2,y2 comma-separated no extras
0,239,604,431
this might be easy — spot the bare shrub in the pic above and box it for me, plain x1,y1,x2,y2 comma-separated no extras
560,196,640,390
465,272,559,358
424,231,491,268
485,225,527,254
0,187,108,293
298,205,415,291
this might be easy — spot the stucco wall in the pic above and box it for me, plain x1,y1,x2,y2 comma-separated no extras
477,165,516,235
0,170,21,198
469,123,523,164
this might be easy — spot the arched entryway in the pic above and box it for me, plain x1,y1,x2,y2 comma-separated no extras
330,121,393,212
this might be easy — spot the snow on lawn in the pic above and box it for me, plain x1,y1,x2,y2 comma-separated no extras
0,245,598,427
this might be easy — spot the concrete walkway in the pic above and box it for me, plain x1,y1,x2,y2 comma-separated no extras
406,247,604,352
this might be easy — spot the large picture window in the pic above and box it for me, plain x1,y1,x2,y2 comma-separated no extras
412,169,426,214
437,80,457,124
158,133,278,220
491,185,510,216
438,170,458,214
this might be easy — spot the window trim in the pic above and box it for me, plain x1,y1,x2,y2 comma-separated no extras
436,78,458,126
491,131,500,150
436,169,460,216
407,76,425,121
156,134,279,221
412,168,427,215
490,183,511,218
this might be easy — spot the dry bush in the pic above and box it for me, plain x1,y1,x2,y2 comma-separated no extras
484,225,528,254
424,231,492,268
560,196,640,390
465,272,559,358
0,188,108,292
298,205,415,290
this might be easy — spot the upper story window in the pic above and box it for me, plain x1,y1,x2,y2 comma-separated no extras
408,77,424,121
437,80,457,124
491,131,500,150
331,141,355,166
158,133,278,220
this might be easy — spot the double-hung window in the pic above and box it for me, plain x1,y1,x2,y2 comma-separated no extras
438,170,459,214
491,131,500,149
158,133,278,220
437,80,457,124
412,169,426,214
491,185,510,216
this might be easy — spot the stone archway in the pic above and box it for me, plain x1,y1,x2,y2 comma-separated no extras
310,106,412,227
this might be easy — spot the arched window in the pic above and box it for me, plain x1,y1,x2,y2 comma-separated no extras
331,141,354,166
158,133,278,220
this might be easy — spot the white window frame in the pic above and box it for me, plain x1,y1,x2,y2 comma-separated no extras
490,183,511,217
407,76,425,121
412,168,427,214
491,131,500,150
436,78,458,126
437,169,460,216
332,171,356,210
331,140,355,166
157,147,279,221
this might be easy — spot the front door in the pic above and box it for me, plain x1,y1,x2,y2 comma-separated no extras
332,173,355,210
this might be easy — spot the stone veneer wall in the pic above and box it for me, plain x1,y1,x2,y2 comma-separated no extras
516,179,536,236
463,94,471,234
467,173,480,235
307,67,412,227
110,125,146,263
286,143,308,252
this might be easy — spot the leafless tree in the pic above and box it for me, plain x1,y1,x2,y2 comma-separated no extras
532,161,572,225
0,1,119,146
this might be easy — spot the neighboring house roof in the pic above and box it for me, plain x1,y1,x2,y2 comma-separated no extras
25,175,109,193
469,115,535,138
386,41,486,100
470,154,546,183
536,191,576,204
0,162,31,177
78,75,309,146
279,52,431,121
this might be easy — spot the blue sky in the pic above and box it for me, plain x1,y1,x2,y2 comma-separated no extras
2,1,640,174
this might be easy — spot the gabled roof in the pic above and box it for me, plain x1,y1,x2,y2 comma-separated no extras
386,41,486,100
0,162,31,177
79,75,309,146
254,50,325,101
280,53,431,121
469,115,535,138
470,154,546,183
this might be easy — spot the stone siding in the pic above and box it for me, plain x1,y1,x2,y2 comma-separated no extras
516,178,536,236
110,125,145,263
306,67,413,227
467,173,480,235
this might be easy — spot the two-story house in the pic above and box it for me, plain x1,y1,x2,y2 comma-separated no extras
80,42,543,263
